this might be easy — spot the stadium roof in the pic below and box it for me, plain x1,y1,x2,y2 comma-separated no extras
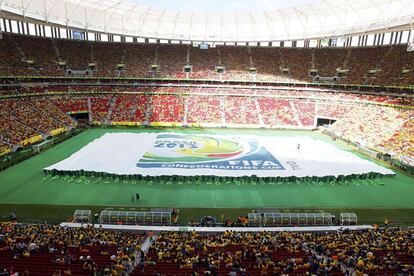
1,0,414,42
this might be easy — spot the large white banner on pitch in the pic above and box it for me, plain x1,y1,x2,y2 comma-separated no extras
45,132,394,177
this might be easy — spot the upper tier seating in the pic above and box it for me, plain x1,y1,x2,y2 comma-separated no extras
1,34,413,85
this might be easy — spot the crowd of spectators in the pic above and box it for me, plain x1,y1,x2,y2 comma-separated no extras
2,33,413,84
313,48,348,77
0,100,39,145
110,95,149,123
0,222,145,275
92,43,124,77
280,48,313,81
121,44,155,77
2,221,414,276
148,95,185,123
224,97,259,125
12,35,62,76
0,97,74,148
381,117,414,159
292,100,316,127
250,48,283,82
329,106,412,147
0,34,32,76
186,96,222,124
52,96,89,113
24,98,76,128
90,96,114,124
0,140,11,155
219,47,251,81
258,98,298,127
157,45,187,79
345,47,390,85
55,39,92,71
0,85,413,165
316,103,354,119
140,228,414,275
188,47,222,80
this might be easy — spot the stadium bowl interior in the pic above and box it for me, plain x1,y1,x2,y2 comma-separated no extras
0,0,414,274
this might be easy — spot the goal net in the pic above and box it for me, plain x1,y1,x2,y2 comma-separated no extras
33,139,54,154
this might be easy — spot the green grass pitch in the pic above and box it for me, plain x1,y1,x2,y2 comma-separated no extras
1,127,414,225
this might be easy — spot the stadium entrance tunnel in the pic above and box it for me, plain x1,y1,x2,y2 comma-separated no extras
69,112,90,126
317,117,337,127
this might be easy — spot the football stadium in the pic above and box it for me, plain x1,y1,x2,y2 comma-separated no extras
1,0,414,274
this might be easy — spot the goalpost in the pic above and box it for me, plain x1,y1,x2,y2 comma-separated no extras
32,139,54,154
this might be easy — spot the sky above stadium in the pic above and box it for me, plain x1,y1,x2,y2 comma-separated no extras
132,0,320,12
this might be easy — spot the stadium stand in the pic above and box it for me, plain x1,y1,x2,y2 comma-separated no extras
1,1,414,275
93,42,124,77
313,48,348,78
158,45,187,79
2,221,414,276
52,96,89,114
250,48,283,81
12,35,62,76
381,117,414,159
186,96,222,124
135,228,414,275
148,95,185,123
224,97,259,125
0,102,39,145
258,98,298,127
110,95,149,123
55,39,91,73
0,222,145,276
188,47,222,80
1,85,414,166
1,34,414,84
90,96,114,124
0,141,11,155
316,103,354,120
122,44,155,77
292,100,316,128
0,97,74,147
330,107,413,148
